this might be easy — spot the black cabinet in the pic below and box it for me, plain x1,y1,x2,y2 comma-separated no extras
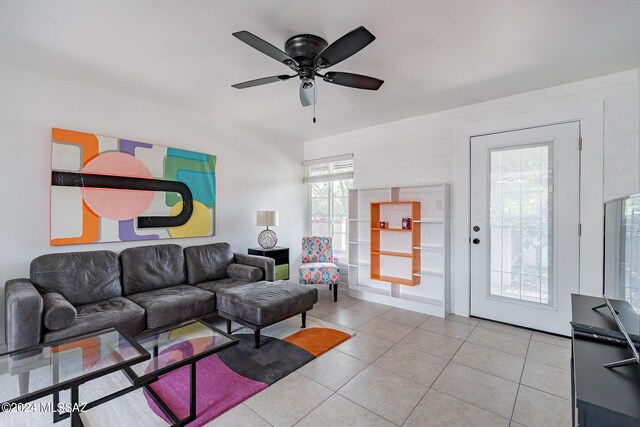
248,247,289,281
571,294,640,426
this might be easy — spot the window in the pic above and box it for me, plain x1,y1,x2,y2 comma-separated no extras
305,155,354,255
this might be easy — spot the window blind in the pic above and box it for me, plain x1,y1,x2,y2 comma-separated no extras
303,154,354,183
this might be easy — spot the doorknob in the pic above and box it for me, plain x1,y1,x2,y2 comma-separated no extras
472,238,480,244
473,226,480,232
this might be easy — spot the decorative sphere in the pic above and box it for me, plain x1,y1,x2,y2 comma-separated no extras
258,229,278,249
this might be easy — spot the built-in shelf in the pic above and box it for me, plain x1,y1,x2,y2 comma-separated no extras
413,244,443,250
370,227,413,232
371,250,414,258
349,262,370,267
413,270,444,278
371,273,417,286
347,184,451,317
371,201,421,286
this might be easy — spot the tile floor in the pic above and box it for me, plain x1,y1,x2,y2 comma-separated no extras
217,286,572,427
0,285,573,427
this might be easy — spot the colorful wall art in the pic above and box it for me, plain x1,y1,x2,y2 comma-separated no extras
50,128,216,245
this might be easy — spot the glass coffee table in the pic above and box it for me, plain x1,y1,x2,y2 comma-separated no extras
0,319,237,427
0,327,149,426
124,319,237,426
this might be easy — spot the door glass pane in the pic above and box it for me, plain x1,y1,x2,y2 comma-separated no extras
489,144,552,304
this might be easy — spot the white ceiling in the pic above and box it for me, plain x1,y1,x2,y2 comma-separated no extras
1,0,640,141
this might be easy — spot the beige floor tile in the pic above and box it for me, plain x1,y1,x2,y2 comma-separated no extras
404,389,510,427
297,349,368,391
205,404,271,427
510,422,527,427
467,326,530,357
378,307,431,327
512,385,572,427
79,377,165,427
324,309,379,329
357,317,415,343
399,328,464,360
334,331,395,363
478,320,532,338
373,344,448,386
296,394,394,427
526,340,571,370
446,314,480,326
244,372,332,427
308,304,339,319
433,362,519,419
531,331,572,349
348,301,392,316
305,316,356,335
338,365,428,425
452,342,525,382
521,359,571,399
419,316,477,340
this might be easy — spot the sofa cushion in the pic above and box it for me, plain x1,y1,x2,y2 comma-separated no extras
43,297,146,342
216,281,318,326
42,293,77,331
127,284,216,329
120,244,186,295
30,251,121,305
194,277,252,294
227,263,263,282
184,243,234,284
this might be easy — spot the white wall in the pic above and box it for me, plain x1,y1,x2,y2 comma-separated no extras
305,69,640,315
0,64,305,346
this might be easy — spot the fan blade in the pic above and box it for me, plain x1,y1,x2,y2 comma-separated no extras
315,26,375,68
323,72,384,90
232,75,292,89
300,82,315,107
233,31,299,68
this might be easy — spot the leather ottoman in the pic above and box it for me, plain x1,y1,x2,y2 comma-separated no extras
216,280,318,348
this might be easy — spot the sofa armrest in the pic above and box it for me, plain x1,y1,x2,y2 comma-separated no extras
5,279,43,352
233,253,275,281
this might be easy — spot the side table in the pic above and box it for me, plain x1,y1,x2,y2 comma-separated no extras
248,247,289,280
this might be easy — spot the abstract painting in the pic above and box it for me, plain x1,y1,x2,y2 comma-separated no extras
50,128,216,245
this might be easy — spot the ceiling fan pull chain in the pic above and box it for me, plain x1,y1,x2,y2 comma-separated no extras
313,83,317,123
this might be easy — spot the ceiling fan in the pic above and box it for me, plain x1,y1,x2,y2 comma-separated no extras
231,26,384,110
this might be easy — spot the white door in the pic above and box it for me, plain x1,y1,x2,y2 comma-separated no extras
470,122,580,336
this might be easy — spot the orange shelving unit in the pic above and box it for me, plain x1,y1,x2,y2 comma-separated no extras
370,201,421,286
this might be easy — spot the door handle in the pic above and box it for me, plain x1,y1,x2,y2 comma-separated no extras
472,238,480,244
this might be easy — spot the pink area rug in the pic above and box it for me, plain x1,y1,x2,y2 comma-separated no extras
144,354,267,427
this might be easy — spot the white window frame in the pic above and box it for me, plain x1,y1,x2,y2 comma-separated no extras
304,154,354,259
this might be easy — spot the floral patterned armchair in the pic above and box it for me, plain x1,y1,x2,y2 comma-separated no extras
299,236,340,301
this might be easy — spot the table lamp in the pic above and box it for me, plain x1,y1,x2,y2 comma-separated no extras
256,210,279,249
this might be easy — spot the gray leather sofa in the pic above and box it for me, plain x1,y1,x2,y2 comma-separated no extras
5,242,275,353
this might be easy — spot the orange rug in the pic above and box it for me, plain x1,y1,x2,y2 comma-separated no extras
283,327,351,357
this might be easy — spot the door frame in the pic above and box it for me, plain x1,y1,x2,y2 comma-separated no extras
453,100,604,317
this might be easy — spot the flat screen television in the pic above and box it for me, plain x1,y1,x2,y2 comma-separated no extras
604,192,640,314
601,192,640,367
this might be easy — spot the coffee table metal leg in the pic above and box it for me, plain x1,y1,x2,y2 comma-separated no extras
70,385,83,427
189,362,197,421
226,319,232,334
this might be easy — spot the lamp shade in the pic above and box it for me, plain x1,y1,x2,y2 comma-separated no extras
256,210,279,227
